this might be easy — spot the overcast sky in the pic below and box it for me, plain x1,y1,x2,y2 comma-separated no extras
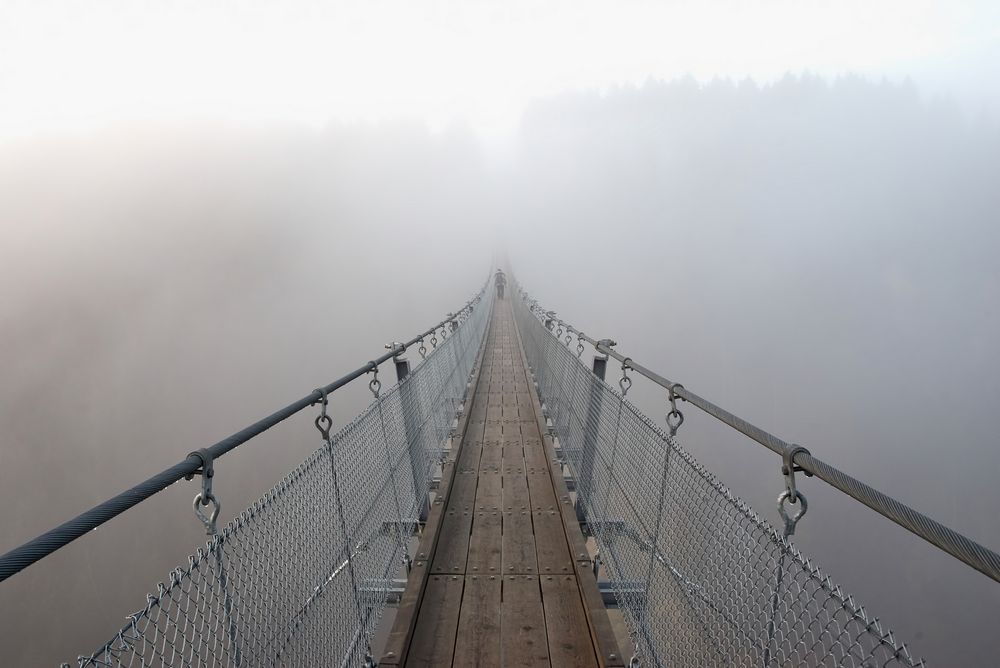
2,0,999,140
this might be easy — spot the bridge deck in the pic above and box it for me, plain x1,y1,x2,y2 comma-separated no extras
381,298,623,667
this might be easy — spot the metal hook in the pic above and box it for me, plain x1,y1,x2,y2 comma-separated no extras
368,362,381,398
187,449,219,535
666,383,685,437
619,358,633,396
781,445,812,505
313,387,332,440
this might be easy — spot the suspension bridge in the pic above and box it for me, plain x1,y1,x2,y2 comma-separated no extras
2,270,998,666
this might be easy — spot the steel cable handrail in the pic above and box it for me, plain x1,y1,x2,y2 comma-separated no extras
517,283,1000,584
0,280,489,583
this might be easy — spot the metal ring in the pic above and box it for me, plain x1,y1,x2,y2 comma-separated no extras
666,409,684,436
314,414,333,440
776,490,808,537
369,377,382,397
193,493,221,536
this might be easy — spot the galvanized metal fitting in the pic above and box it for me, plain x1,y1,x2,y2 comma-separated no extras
781,445,812,504
187,449,219,535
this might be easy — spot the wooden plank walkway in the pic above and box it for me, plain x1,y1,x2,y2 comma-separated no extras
381,297,624,668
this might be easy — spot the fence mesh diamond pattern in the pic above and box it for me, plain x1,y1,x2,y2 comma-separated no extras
76,286,493,668
512,291,921,668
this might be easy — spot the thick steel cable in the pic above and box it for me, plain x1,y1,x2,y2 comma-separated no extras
519,285,1000,584
0,284,488,584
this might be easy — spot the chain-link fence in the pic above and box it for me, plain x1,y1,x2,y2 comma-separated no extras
74,286,494,668
513,291,922,667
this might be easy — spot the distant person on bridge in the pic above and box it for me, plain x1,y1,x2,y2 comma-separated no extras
495,269,506,299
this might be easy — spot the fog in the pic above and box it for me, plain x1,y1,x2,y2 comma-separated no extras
2,75,999,664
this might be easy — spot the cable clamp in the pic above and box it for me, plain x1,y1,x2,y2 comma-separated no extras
596,338,617,354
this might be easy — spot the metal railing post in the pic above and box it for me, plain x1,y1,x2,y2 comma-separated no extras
394,354,430,523
576,352,608,525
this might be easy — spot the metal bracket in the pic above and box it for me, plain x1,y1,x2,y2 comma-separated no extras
666,383,685,437
584,518,628,539
781,445,812,503
358,578,407,606
778,445,812,537
186,449,214,500
598,580,645,608
380,519,421,538
187,449,220,535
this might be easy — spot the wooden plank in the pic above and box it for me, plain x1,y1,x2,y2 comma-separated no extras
541,575,598,668
471,388,491,412
502,438,524,472
508,306,627,667
468,510,503,575
501,576,549,667
404,575,465,668
533,509,573,575
482,403,504,472
520,419,543,441
381,305,493,666
502,508,537,575
480,442,503,472
432,472,477,574
454,574,502,668
458,440,484,472
485,404,504,443
468,473,502,574
527,471,557,511
523,437,548,471
475,470,503,509
502,469,529,510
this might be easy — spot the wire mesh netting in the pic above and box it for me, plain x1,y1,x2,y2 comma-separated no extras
512,291,922,667
74,286,494,668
